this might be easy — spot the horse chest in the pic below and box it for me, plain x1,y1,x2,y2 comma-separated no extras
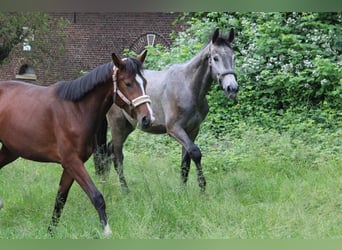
191,108,207,124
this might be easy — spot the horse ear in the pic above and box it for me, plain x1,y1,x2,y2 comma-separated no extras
112,53,123,68
212,28,219,43
137,49,148,64
227,28,234,43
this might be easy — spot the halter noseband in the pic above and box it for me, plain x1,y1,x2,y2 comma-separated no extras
220,70,237,80
112,65,152,109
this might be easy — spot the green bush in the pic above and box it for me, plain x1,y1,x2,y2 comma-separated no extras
125,12,341,136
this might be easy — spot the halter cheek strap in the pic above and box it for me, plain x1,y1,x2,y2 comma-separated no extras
112,65,152,109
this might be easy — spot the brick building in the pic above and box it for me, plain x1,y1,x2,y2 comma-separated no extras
0,12,184,84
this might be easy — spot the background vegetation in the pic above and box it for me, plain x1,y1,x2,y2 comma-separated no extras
139,12,341,137
1,12,341,239
0,13,66,66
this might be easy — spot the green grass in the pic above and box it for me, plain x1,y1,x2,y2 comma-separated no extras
0,126,341,239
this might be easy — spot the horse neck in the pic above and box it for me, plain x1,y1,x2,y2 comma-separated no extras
184,44,213,101
78,80,113,134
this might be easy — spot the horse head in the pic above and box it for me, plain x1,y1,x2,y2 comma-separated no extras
112,50,155,129
209,28,239,99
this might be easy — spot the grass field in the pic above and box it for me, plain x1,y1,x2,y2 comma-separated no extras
0,125,341,239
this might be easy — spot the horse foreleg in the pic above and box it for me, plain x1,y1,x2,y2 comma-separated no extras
194,160,206,193
188,129,206,192
48,169,74,234
0,145,19,169
188,144,206,192
0,145,19,211
167,126,206,192
66,159,112,236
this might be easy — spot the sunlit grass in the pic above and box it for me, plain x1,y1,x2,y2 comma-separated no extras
1,126,341,239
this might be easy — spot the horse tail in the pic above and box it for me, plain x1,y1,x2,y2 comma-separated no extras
94,117,111,176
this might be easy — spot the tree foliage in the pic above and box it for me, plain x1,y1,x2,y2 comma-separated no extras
131,12,341,135
0,12,67,65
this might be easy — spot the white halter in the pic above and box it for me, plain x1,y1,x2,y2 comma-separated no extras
112,64,152,109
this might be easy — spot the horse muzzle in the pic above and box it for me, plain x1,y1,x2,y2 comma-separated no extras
219,72,239,99
134,95,155,129
141,115,153,129
225,83,239,99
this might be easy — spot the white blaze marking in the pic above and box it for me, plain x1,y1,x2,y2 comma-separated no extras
136,74,155,122
135,74,146,94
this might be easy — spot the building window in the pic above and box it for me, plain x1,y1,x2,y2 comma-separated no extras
129,33,171,54
147,34,156,47
16,64,37,82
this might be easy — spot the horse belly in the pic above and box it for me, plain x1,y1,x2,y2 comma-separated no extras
0,105,60,162
0,125,59,162
141,124,167,134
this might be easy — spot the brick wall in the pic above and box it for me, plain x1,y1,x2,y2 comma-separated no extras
0,12,185,84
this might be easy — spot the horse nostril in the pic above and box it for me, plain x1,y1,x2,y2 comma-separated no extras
227,85,239,93
141,116,151,128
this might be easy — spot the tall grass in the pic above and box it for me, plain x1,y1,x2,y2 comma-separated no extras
0,126,341,239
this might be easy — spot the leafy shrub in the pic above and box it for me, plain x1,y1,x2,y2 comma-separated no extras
125,12,342,135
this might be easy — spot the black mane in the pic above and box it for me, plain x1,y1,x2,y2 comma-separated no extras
55,62,113,101
55,58,143,101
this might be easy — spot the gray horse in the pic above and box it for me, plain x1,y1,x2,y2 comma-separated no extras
94,28,238,192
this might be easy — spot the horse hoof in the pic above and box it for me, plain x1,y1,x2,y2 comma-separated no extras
103,224,112,237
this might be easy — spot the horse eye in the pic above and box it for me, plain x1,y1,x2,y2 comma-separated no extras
125,82,132,88
213,56,219,62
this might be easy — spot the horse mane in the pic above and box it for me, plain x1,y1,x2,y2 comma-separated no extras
55,62,113,101
55,58,144,101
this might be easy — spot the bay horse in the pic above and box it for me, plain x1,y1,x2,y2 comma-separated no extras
94,28,238,193
0,50,154,236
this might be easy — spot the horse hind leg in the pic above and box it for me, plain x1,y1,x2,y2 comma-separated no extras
94,118,111,177
181,146,191,185
94,147,111,177
108,141,129,193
